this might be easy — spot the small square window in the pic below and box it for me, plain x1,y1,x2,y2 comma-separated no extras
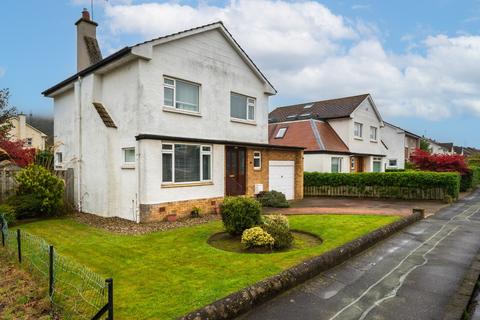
123,148,135,163
275,127,287,138
388,159,398,167
26,138,32,146
253,151,261,170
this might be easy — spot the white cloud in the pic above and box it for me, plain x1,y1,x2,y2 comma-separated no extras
100,0,480,120
0,67,5,78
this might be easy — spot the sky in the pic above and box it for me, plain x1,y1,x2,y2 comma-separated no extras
1,0,480,147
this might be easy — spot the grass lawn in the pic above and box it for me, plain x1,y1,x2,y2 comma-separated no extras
18,214,399,319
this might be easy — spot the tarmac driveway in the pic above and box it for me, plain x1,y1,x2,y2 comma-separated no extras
265,197,450,217
241,190,480,320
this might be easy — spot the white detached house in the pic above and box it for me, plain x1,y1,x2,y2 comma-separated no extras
43,10,303,222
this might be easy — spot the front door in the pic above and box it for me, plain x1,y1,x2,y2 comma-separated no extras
226,146,246,196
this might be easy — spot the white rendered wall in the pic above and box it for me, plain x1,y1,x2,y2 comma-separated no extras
380,124,406,169
304,154,350,173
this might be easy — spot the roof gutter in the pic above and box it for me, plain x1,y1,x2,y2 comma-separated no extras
42,47,132,97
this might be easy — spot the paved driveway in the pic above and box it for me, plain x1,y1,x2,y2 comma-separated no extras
241,190,480,320
266,197,450,217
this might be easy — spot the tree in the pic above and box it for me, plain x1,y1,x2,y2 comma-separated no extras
0,88,17,139
410,148,469,174
419,139,431,152
0,139,36,167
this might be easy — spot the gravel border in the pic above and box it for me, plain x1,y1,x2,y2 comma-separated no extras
180,210,424,320
72,212,220,235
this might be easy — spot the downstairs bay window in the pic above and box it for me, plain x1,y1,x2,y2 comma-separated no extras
162,143,212,184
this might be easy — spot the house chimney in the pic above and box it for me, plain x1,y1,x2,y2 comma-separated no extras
18,113,26,140
75,8,102,72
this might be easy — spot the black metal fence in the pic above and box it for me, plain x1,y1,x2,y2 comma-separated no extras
0,216,113,319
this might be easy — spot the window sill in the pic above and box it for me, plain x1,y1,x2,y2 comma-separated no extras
161,181,213,188
354,137,363,141
370,140,378,143
163,106,202,117
230,118,257,126
121,164,135,170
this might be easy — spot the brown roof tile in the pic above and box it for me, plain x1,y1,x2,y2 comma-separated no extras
269,94,369,123
268,119,349,153
92,102,117,128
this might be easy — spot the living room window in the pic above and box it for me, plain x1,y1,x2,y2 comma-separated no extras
331,157,342,173
163,77,199,112
231,92,255,121
162,143,212,183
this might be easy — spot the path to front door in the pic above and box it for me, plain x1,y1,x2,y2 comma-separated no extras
240,189,480,320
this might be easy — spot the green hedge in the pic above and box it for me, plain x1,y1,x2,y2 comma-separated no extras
460,166,480,192
473,166,480,187
304,171,460,200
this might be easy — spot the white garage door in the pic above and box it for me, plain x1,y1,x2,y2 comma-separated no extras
269,160,295,200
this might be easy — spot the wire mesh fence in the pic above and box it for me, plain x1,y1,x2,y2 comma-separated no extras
0,216,113,319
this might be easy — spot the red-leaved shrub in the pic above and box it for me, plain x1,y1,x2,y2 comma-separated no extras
0,138,36,167
410,148,469,174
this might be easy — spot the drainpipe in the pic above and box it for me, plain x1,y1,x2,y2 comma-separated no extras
77,76,83,212
136,139,141,223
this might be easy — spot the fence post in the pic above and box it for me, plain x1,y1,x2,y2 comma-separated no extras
49,245,54,297
16,229,21,263
106,278,113,320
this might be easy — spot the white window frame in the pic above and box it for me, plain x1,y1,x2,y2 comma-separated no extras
163,76,200,113
331,157,343,173
275,127,287,138
370,126,378,141
122,147,135,164
354,122,363,138
56,152,63,164
26,138,33,146
388,159,398,167
230,92,256,121
253,151,261,170
372,157,382,172
161,142,212,184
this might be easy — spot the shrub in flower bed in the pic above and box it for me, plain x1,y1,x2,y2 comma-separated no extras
241,227,275,249
221,196,262,235
257,191,290,208
261,215,293,249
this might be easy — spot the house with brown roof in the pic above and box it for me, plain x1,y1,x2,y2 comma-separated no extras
42,9,304,222
269,94,386,173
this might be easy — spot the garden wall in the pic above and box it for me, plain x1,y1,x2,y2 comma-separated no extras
304,171,460,200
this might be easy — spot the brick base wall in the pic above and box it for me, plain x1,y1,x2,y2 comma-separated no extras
140,197,224,222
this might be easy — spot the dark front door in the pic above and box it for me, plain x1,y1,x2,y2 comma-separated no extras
226,146,246,196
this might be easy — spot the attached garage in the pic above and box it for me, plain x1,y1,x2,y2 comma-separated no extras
268,160,295,200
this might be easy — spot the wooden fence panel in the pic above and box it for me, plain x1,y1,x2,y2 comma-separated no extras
304,185,445,200
0,169,19,202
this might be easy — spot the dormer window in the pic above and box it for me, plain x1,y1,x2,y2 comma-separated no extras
304,104,313,109
164,77,199,112
275,127,287,138
286,114,297,120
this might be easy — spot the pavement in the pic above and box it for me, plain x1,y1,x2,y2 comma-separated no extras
240,189,480,320
265,197,452,217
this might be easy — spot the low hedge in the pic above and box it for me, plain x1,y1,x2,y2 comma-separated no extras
304,171,460,199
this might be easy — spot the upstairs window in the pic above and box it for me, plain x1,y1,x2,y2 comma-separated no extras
354,122,363,138
56,152,63,164
370,126,377,141
164,77,199,112
231,92,255,121
26,138,32,146
275,127,287,138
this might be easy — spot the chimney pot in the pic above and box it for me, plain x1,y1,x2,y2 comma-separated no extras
82,8,90,21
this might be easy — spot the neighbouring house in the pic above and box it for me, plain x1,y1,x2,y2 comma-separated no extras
6,114,48,150
380,122,421,169
269,94,386,173
42,10,304,222
426,139,453,154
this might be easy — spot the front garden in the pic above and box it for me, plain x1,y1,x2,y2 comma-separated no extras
17,213,399,319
